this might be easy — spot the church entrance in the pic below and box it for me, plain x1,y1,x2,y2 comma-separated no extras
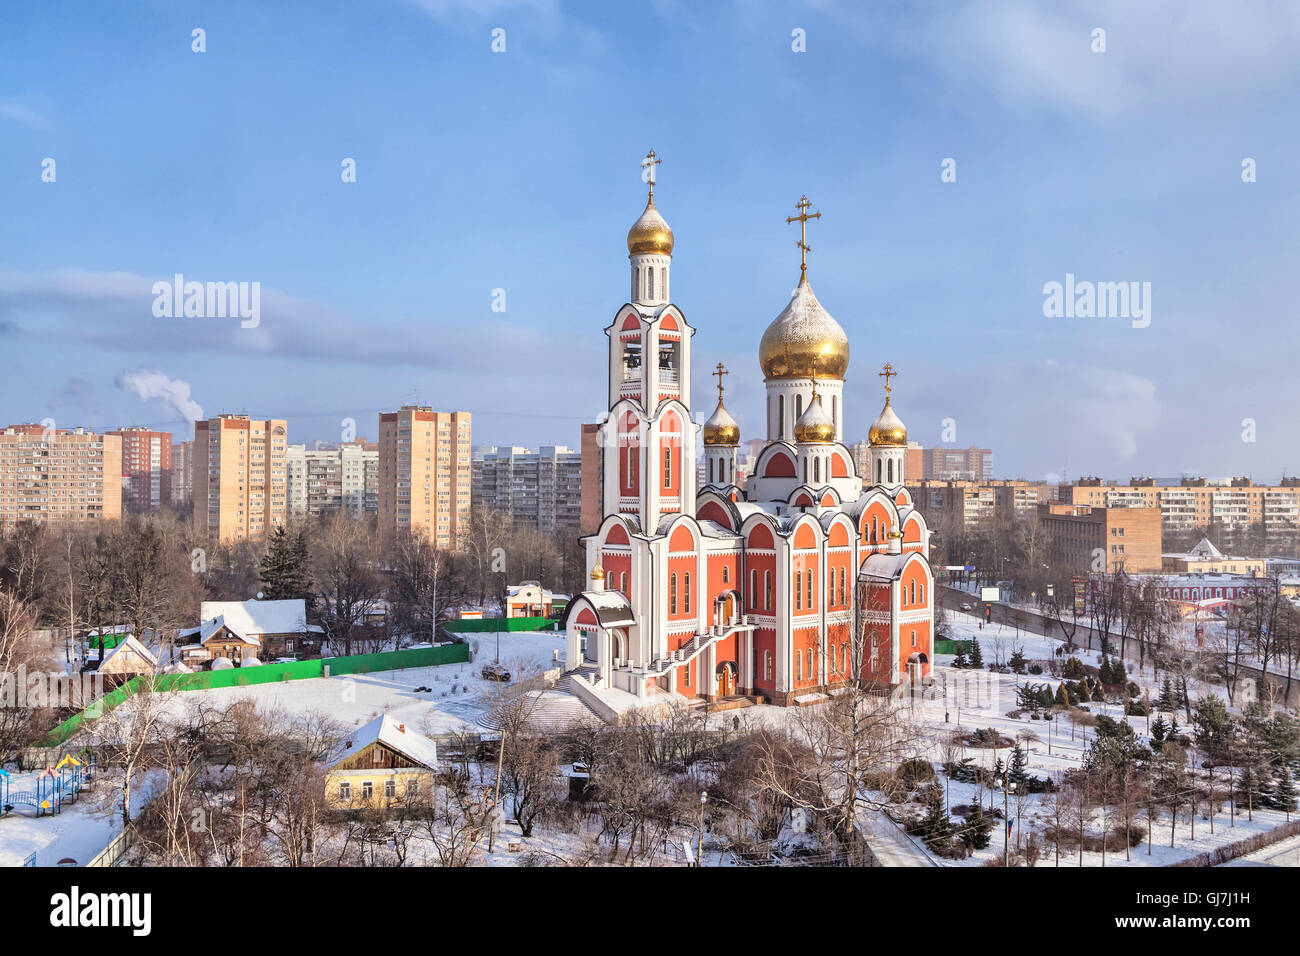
716,661,737,698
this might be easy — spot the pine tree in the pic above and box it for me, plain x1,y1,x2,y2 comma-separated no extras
1150,714,1168,748
1158,676,1176,713
1274,766,1298,817
1009,744,1029,785
1077,679,1091,704
961,803,993,850
1055,682,1070,708
260,526,311,602
1009,648,1027,674
952,650,967,669
969,638,984,669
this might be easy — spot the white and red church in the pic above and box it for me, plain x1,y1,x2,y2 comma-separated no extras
562,158,934,709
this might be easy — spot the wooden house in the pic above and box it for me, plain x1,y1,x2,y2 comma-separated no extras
325,714,438,811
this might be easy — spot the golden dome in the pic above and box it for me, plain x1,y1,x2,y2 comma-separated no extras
794,393,836,444
702,400,740,446
759,275,849,380
590,562,605,582
869,398,907,446
627,197,674,257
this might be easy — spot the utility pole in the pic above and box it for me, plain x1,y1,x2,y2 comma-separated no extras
697,790,708,867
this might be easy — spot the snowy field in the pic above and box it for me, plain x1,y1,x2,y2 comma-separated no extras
146,630,566,737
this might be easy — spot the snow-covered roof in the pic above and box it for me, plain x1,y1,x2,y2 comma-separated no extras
570,589,636,627
199,599,307,636
98,635,159,672
199,615,260,646
329,714,438,770
697,519,742,540
859,552,911,581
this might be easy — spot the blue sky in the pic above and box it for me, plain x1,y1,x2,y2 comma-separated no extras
2,0,1299,481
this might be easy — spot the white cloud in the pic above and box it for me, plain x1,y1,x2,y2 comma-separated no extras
0,94,54,132
115,369,205,422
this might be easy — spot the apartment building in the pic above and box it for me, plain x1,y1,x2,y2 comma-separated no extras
287,441,379,517
377,407,471,549
908,479,1052,530
1038,501,1162,574
192,415,289,542
0,425,122,533
170,440,194,507
922,446,994,480
108,427,172,512
580,422,603,535
1060,476,1300,537
472,443,582,535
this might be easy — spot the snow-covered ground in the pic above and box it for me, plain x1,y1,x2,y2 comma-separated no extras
145,631,566,737
1221,833,1300,867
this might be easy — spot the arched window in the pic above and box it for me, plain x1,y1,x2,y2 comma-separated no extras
796,394,804,420
660,267,667,299
750,569,758,607
911,629,917,647
872,516,878,542
778,395,785,435
832,395,837,433
839,568,847,605
722,564,730,584
764,651,773,681
764,570,772,609
633,268,639,300
803,459,808,483
621,572,628,594
647,268,654,299
684,572,692,613
670,573,678,614
707,458,713,483
877,460,882,483
806,569,813,609
813,457,820,483
795,650,802,681
663,446,672,489
795,574,802,610
887,459,894,484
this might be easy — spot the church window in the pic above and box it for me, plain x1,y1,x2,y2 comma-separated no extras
647,268,654,299
663,446,672,489
621,572,628,594
684,572,692,613
670,573,678,614
708,459,713,483
887,459,894,484
832,395,837,432
750,569,758,608
778,395,785,435
661,268,667,298
722,565,730,584
803,459,808,483
806,569,813,609
795,651,802,681
877,460,882,483
796,395,803,421
814,457,820,483
764,570,772,609
841,643,848,670
764,651,772,681
632,268,638,300
795,575,802,611
911,629,917,647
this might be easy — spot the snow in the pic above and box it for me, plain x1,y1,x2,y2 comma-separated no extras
330,714,439,770
200,599,308,636
1221,833,1300,867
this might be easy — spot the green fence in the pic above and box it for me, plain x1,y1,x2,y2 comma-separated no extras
441,616,558,633
40,643,470,747
934,638,972,656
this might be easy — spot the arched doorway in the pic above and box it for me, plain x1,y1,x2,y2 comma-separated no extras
906,651,929,684
716,661,737,698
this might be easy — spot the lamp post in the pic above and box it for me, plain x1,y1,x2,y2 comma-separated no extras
1004,775,1016,867
697,790,708,867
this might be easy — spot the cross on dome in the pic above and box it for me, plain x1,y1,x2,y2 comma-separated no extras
712,361,729,402
641,149,662,199
785,195,821,276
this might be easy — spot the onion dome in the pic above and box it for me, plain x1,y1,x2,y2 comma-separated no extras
793,392,836,444
758,275,849,380
627,197,674,257
702,400,740,446
589,562,605,582
868,398,908,446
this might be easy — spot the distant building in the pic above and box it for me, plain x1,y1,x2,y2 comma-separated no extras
192,415,289,542
377,406,471,550
287,441,379,517
326,714,438,811
580,422,604,535
108,427,172,512
170,440,194,507
908,479,1051,529
1162,537,1265,576
472,443,582,535
0,425,122,533
1039,502,1162,574
1060,476,1300,538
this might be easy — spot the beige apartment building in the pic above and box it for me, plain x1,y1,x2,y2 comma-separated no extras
377,407,470,549
1060,477,1300,537
1039,501,1162,574
170,439,194,507
192,415,288,542
908,479,1052,530
0,425,122,533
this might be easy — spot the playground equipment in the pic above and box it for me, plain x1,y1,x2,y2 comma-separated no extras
1,751,95,819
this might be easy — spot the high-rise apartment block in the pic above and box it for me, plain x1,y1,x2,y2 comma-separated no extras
908,478,1051,530
472,443,582,534
192,415,288,542
1059,476,1300,538
287,441,379,517
108,427,172,512
0,425,122,532
580,422,603,535
377,407,471,549
170,440,194,507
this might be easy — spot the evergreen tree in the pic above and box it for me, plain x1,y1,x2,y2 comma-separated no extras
1054,682,1070,708
1150,715,1168,750
968,638,984,669
952,649,968,669
1157,676,1176,713
1009,648,1027,674
1274,766,1298,816
960,803,992,851
260,526,311,602
1009,744,1029,785
1077,679,1091,704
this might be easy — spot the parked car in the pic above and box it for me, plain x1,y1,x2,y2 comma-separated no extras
481,662,511,682
959,602,973,612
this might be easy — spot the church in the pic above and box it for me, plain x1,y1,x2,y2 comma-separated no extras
561,154,934,710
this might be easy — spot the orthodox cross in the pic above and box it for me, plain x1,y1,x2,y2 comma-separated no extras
641,149,662,199
785,195,821,276
879,363,898,400
712,362,729,402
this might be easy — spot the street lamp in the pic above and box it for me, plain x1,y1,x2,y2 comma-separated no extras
697,790,708,867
